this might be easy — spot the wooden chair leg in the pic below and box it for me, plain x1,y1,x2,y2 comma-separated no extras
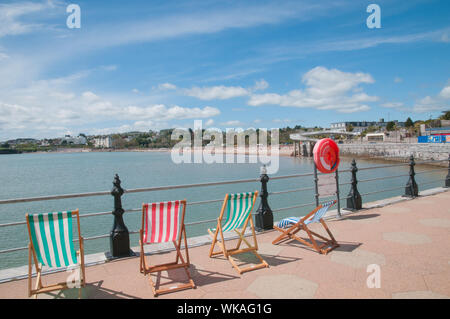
208,221,220,257
320,219,338,244
79,238,86,287
28,245,32,298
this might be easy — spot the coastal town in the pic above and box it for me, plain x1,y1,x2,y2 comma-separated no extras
2,112,449,155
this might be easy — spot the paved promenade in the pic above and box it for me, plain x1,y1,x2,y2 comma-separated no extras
0,190,449,299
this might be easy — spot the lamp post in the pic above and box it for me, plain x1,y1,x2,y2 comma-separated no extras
346,159,362,210
110,174,132,258
445,154,450,188
404,155,419,198
255,165,273,231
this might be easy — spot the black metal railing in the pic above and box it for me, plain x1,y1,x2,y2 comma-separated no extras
0,155,448,260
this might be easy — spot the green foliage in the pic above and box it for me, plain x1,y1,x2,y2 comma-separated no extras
439,111,450,120
386,121,395,131
405,117,414,128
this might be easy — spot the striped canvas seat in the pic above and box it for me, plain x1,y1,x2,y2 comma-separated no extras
140,199,195,296
142,200,182,244
27,211,78,268
220,192,256,233
277,200,336,228
273,200,339,255
208,191,268,274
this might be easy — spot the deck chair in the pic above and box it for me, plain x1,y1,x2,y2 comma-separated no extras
208,191,268,274
139,199,195,296
272,200,339,254
26,209,86,299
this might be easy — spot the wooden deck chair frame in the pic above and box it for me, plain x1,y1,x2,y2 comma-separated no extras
139,199,195,296
272,201,339,255
26,209,86,299
208,191,268,274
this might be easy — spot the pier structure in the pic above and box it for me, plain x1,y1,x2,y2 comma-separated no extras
290,130,359,157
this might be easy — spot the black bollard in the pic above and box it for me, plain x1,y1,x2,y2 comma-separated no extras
255,165,274,231
445,154,450,188
346,159,362,210
404,155,419,198
109,174,133,258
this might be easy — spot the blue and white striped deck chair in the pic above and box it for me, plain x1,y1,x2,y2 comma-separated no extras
208,192,268,274
26,209,86,298
272,200,339,254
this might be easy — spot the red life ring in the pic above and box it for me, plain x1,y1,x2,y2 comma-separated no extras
313,138,340,174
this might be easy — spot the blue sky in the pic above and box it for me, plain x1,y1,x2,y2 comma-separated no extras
0,0,449,139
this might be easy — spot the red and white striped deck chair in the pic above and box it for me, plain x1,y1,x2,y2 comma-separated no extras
139,199,195,296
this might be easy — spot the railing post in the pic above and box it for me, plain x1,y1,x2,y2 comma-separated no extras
404,155,419,198
313,163,320,207
445,154,450,188
346,159,362,210
255,165,273,231
335,169,342,218
109,174,132,258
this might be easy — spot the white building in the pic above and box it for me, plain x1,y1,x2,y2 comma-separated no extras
93,136,112,148
61,135,87,145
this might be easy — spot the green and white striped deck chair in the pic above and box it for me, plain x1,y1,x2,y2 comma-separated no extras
208,191,268,274
26,209,86,298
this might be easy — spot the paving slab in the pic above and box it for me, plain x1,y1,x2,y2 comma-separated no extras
0,189,449,299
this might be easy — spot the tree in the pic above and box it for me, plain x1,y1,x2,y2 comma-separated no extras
346,124,354,132
405,117,414,128
439,111,450,120
386,121,395,131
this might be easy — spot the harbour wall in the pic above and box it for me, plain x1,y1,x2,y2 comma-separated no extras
339,143,450,163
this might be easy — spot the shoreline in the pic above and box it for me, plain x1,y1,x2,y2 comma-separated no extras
6,145,447,167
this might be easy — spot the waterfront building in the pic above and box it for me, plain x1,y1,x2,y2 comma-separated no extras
330,119,405,133
365,133,385,142
6,138,39,145
61,134,87,145
93,136,113,148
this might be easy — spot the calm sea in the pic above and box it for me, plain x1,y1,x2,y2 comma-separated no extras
0,151,445,269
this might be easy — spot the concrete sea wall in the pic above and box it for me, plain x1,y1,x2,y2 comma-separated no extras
339,143,450,162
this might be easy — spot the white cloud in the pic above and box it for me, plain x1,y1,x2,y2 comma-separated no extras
338,105,371,113
412,82,450,113
158,83,177,91
221,120,245,127
185,85,249,100
184,79,269,100
441,32,450,43
252,79,269,91
100,65,118,71
57,2,328,55
0,70,221,138
82,91,100,102
205,119,214,127
0,1,59,38
0,52,9,60
382,102,404,108
439,85,450,99
248,66,377,113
